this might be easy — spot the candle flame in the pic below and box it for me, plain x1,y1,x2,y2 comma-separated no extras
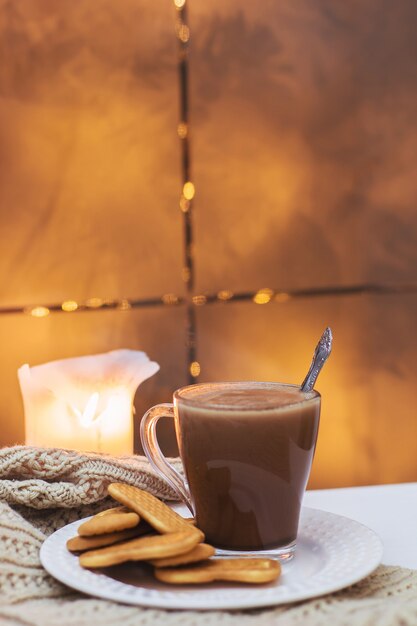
73,392,105,428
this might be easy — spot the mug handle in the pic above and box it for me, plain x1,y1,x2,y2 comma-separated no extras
140,403,194,514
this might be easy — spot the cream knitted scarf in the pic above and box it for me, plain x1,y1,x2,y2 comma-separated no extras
1,446,417,626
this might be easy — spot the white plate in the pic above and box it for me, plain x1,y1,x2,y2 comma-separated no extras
40,506,383,610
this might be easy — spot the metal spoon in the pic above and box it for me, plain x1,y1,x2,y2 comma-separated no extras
300,327,333,392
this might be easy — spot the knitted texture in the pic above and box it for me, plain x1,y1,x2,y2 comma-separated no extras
1,446,417,625
0,446,177,508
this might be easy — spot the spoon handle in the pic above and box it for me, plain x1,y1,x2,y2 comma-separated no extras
300,327,333,392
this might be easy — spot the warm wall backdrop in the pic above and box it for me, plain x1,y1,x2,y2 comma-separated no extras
0,0,416,488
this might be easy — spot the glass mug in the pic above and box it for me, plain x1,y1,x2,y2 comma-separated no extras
140,381,320,559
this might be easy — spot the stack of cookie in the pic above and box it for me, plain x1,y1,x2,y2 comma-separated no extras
67,483,281,585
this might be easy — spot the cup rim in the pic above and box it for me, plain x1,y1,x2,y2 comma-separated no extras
174,380,321,411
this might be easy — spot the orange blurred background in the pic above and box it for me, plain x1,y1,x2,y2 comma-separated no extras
0,0,416,488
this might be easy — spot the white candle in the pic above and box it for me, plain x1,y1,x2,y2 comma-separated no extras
18,349,159,455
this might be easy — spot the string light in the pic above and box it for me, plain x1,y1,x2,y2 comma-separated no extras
217,290,234,301
253,288,274,304
117,299,131,311
1,282,414,319
182,182,195,200
27,306,50,318
192,295,207,306
189,361,201,377
86,297,103,308
179,197,190,213
162,293,179,305
177,24,190,43
174,0,197,382
62,300,78,312
177,122,188,138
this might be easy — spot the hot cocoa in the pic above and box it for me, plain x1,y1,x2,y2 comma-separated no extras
174,382,320,551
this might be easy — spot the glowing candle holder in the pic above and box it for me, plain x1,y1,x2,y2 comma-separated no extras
18,350,159,455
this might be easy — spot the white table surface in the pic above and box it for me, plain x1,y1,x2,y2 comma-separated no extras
304,482,417,569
